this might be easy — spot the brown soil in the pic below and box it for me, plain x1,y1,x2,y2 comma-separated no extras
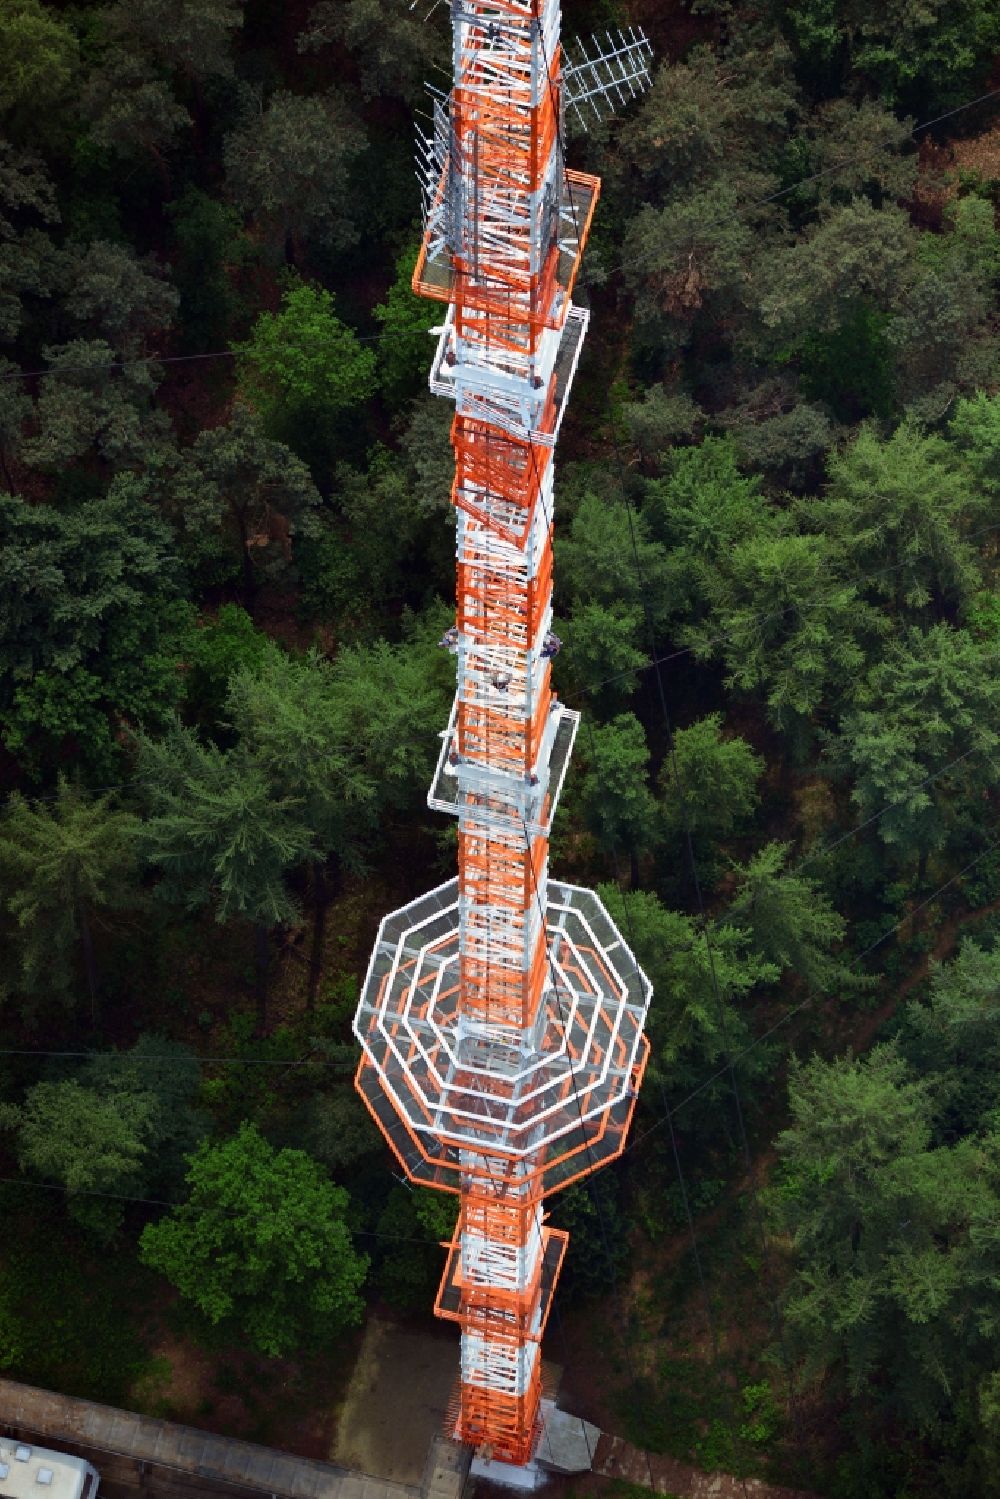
328,1318,459,1485
131,1322,357,1460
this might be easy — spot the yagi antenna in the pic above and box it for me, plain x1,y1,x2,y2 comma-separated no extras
414,26,653,256
563,27,654,130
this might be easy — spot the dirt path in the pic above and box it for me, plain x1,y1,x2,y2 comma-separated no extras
591,1433,820,1499
849,887,1000,1056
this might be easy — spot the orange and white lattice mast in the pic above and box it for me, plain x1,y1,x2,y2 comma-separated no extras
355,2,653,1477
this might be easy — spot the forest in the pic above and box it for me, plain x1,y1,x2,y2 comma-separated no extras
2,0,1000,1495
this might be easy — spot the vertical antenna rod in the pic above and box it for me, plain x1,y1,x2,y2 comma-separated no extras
355,0,653,1472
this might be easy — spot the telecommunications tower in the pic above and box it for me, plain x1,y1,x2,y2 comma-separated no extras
354,0,653,1473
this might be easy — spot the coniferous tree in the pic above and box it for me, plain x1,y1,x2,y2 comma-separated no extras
0,778,142,1020
138,722,315,1033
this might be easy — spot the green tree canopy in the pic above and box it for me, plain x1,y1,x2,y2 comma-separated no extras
297,0,448,103
560,602,646,712
80,1035,206,1191
138,716,317,1031
775,1044,1000,1442
781,99,916,214
239,284,377,436
373,247,434,406
600,883,778,1126
951,389,1000,495
138,720,315,927
689,528,881,732
182,604,275,730
0,778,142,1017
829,624,1000,874
579,714,658,882
224,91,365,258
0,142,57,341
755,202,918,346
556,491,675,634
0,1035,204,1240
782,0,1000,110
725,841,857,994
168,401,322,601
102,0,242,85
1,1079,153,1235
902,938,1000,1139
225,649,376,863
0,354,29,488
139,1122,368,1357
644,438,772,561
167,187,249,354
813,423,983,615
0,0,77,118
56,240,178,354
22,341,173,470
620,40,796,206
659,714,763,842
0,482,187,772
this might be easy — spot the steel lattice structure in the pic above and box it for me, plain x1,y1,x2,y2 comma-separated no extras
354,0,652,1470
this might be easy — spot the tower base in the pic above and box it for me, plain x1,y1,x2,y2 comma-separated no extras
468,1454,548,1492
467,1401,598,1490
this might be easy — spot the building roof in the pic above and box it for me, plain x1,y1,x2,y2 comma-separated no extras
0,1441,94,1499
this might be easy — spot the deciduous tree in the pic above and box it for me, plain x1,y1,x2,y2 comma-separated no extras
754,202,918,347
298,0,447,104
57,240,178,354
139,1122,368,1357
168,401,322,604
373,247,435,406
102,0,242,86
239,283,377,435
22,340,173,470
0,0,77,118
0,481,187,772
0,1079,153,1239
782,0,1000,111
224,91,365,260
0,1035,203,1240
80,51,190,185
0,143,57,341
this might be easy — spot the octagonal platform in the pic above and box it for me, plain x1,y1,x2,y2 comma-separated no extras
354,878,651,1199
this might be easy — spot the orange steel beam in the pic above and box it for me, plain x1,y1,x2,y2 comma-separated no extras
356,0,653,1472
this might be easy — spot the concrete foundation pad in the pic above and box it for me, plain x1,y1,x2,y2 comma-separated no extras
468,1401,599,1490
469,1455,546,1491
535,1407,600,1475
